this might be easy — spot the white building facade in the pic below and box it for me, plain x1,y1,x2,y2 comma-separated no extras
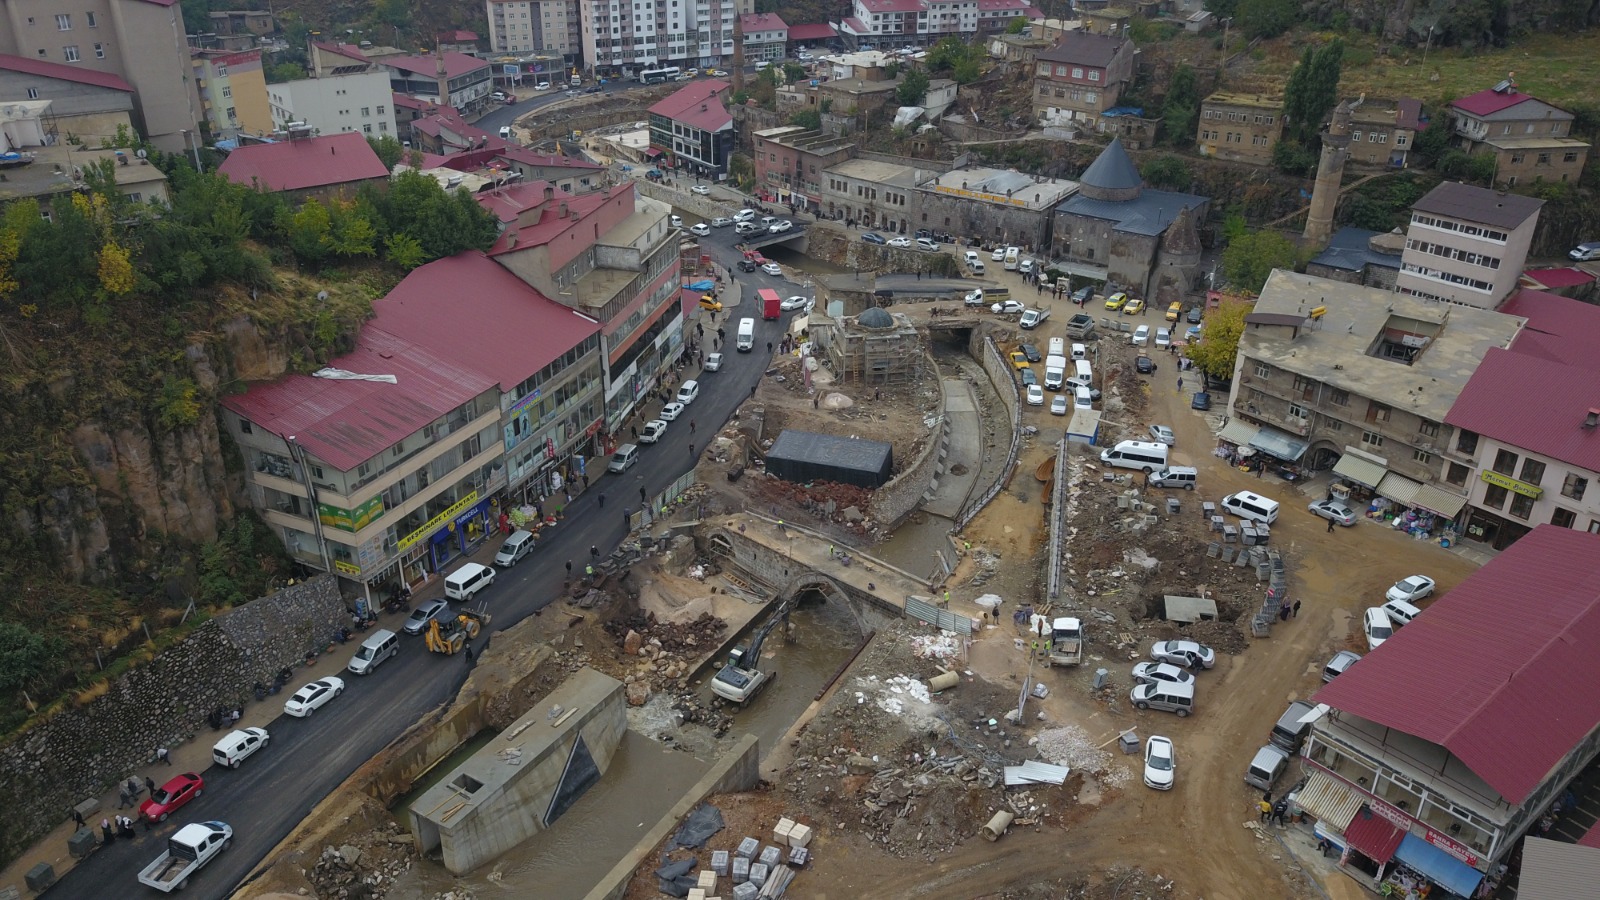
266,70,397,137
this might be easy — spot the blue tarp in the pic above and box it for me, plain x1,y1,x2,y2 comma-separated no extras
1393,833,1484,898
687,279,715,291
1101,106,1146,118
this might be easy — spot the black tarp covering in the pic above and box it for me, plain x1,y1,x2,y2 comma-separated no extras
764,429,893,488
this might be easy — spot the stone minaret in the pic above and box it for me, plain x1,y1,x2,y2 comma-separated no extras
1303,100,1353,247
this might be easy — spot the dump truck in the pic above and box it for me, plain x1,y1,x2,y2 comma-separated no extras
711,597,795,706
137,821,232,892
425,609,488,655
1046,617,1084,667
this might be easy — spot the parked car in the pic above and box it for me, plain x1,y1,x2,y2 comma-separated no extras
733,208,756,222
1143,736,1176,791
1135,355,1157,375
139,773,204,823
1050,394,1068,416
1166,301,1183,322
710,217,734,228
1124,297,1146,315
735,222,763,236
535,81,551,90
690,184,711,195
659,402,685,421
1104,292,1129,311
769,219,794,233
737,259,757,272
689,223,711,236
491,91,510,103
1187,306,1203,324
1019,343,1041,363
1155,328,1171,349
964,250,980,266
916,237,939,251
992,299,1025,314
402,599,450,635
676,380,699,404
1131,662,1196,687
1190,391,1211,410
709,69,729,77
1363,607,1394,650
1385,575,1435,604
1322,650,1362,682
1019,368,1037,387
1009,350,1031,370
1569,241,1600,261
1072,285,1096,305
704,352,724,371
991,246,1007,261
1308,497,1357,526
964,288,986,305
781,295,812,311
284,676,344,717
761,262,783,276
887,236,913,248
1131,325,1151,345
1025,384,1044,406
1148,425,1175,446
1149,640,1215,669
863,232,887,245
639,419,668,444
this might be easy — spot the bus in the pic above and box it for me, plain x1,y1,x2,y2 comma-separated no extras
639,66,681,84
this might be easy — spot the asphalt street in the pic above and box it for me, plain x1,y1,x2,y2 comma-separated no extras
48,170,808,900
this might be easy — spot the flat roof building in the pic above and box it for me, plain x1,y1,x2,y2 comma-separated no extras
1396,181,1542,309
919,166,1078,252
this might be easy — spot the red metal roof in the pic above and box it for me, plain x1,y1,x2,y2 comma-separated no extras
649,81,734,133
840,17,870,34
373,252,599,390
222,326,496,472
438,30,479,42
1500,288,1600,371
858,0,925,11
392,92,435,110
383,52,491,80
1452,88,1539,117
1341,809,1406,864
1314,526,1600,805
0,53,134,92
1520,267,1597,290
217,133,389,192
739,13,788,32
312,41,369,62
1445,349,1600,471
787,23,839,40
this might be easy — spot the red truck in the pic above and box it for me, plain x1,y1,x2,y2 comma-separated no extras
759,288,781,321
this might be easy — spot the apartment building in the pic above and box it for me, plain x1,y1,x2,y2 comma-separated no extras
1196,92,1281,166
1450,82,1590,187
1395,181,1541,309
0,0,199,151
1443,290,1600,549
751,126,856,209
648,80,735,177
487,0,581,60
382,52,496,113
839,0,1033,47
580,0,750,75
1345,96,1423,167
0,53,136,146
1305,526,1600,898
479,181,684,430
975,0,1036,34
740,13,789,62
267,44,397,138
1228,270,1522,523
1031,31,1135,129
819,157,935,233
191,48,271,139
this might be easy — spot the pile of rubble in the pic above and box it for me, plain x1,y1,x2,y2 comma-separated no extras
753,478,876,531
604,611,727,706
305,824,417,900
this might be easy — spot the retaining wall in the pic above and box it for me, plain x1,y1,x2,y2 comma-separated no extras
956,336,1023,528
867,357,949,528
0,577,346,865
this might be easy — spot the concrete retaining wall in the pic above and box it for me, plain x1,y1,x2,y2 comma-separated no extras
868,359,948,528
956,336,1022,529
583,734,761,900
0,577,346,865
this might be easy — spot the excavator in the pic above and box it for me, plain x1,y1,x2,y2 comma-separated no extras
710,596,795,707
425,609,489,655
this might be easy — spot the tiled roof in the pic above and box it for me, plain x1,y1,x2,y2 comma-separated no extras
373,252,599,390
1412,181,1542,230
787,23,839,40
0,53,134,92
312,41,369,62
1452,87,1539,117
857,0,925,11
1037,31,1130,68
1521,267,1596,289
739,13,788,32
383,52,492,80
649,80,733,132
1313,526,1600,805
217,132,389,192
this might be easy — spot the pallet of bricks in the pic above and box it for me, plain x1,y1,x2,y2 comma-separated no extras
678,815,813,900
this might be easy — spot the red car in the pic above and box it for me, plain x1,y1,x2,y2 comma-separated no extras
140,772,204,823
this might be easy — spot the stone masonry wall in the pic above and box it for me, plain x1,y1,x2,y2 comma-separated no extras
0,576,346,864
957,334,1021,528
868,357,949,528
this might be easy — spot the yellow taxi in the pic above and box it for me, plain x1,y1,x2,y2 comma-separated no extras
1124,297,1146,315
698,294,723,313
1104,292,1129,311
1009,350,1031,370
1167,301,1183,322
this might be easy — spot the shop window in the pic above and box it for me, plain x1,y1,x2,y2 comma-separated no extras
1563,473,1588,501
1509,493,1534,520
1552,508,1576,529
1482,484,1507,510
1492,448,1518,476
1519,458,1545,486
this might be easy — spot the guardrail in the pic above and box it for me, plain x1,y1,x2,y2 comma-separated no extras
1045,437,1068,600
955,336,1022,531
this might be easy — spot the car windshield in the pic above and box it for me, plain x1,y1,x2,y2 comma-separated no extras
1148,752,1173,770
1371,624,1392,638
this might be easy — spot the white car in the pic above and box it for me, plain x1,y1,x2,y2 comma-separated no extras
676,380,700,404
659,402,686,421
1385,575,1435,604
1364,607,1394,650
769,220,794,233
691,184,711,195
781,295,812,311
760,216,777,228
1131,325,1151,346
1143,736,1176,790
1025,384,1044,406
735,222,763,236
710,217,734,228
1131,662,1196,687
1149,640,1216,669
761,262,783,276
1050,394,1068,416
887,236,913,248
1155,328,1171,349
964,250,980,267
535,81,551,90
689,223,711,236
709,69,729,77
1148,425,1175,446
916,237,939,251
991,246,1006,261
704,352,724,371
992,299,1025,315
284,677,344,717
639,419,668,444
733,209,756,222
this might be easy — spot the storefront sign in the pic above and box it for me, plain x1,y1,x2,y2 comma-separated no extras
318,496,385,533
1423,829,1478,866
509,387,543,417
932,185,1029,207
1368,796,1411,830
397,491,481,552
334,560,362,577
1480,470,1543,498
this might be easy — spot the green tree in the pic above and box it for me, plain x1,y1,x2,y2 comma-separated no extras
1160,65,1200,147
1411,118,1452,168
1204,0,1239,17
368,135,405,171
1237,0,1297,38
1141,155,1191,189
1185,297,1252,383
790,108,821,130
952,58,982,85
897,69,931,107
1006,16,1029,33
327,199,378,259
1222,229,1298,294
782,62,806,84
0,622,61,698
266,62,307,84
1283,40,1343,143
385,232,426,270
1271,139,1318,176
284,200,333,264
1437,150,1497,186
368,170,499,262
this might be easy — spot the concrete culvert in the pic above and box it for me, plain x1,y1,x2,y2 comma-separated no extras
982,810,1015,841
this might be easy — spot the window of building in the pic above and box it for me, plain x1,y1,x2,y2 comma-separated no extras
1088,70,1100,82
1509,493,1535,520
26,87,38,99
1071,67,1083,78
1326,388,1349,407
1519,459,1546,486
1362,431,1384,448
1352,131,1362,142
1413,449,1432,465
1322,417,1343,431
1287,403,1307,419
1253,362,1269,379
1446,462,1468,486
63,45,80,62
1562,473,1587,501
1565,151,1580,163
56,13,71,30
1418,421,1439,438
86,11,96,26
1457,430,1478,454
1483,483,1508,509
1511,153,1525,165
239,420,253,434
1492,448,1518,476
1553,508,1577,529
1538,152,1551,165
1367,402,1391,423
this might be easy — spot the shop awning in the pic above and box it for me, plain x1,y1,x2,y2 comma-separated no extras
1333,450,1388,489
1377,472,1423,507
1294,771,1364,832
1249,427,1309,462
645,148,662,157
1411,482,1468,518
1342,807,1406,865
1218,420,1259,446
1394,833,1484,897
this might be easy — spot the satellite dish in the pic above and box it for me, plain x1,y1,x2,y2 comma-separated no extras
316,291,330,301
135,148,148,159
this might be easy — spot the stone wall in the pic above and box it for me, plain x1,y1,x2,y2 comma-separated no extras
868,361,949,528
957,336,1022,529
0,576,346,864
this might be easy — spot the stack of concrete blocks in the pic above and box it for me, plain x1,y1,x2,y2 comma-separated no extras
698,869,717,893
733,882,759,900
788,823,813,849
749,862,769,887
731,855,750,884
788,845,810,866
758,845,783,869
711,849,730,875
773,817,795,847
736,837,759,860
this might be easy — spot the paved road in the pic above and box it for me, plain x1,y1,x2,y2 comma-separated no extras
47,194,806,900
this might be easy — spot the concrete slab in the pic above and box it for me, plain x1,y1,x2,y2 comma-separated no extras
922,378,982,519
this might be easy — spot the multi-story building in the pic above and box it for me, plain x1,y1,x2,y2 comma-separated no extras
839,0,1032,47
975,0,1036,34
1442,289,1600,549
0,0,199,151
1228,270,1521,524
1195,92,1282,166
740,13,789,62
1304,525,1600,897
648,80,735,177
479,181,684,430
917,165,1077,252
0,53,136,147
750,126,857,210
1395,181,1541,309
382,52,496,113
579,0,749,74
488,0,581,60
217,131,391,201
1449,83,1590,187
268,45,397,138
190,48,271,139
1031,31,1134,129
819,157,936,232
1345,96,1422,167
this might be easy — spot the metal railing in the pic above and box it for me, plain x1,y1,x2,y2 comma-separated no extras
956,336,1022,530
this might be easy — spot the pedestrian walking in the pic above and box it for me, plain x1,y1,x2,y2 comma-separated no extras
117,785,132,809
1327,516,1336,533
155,747,170,766
1258,799,1272,822
750,383,757,398
623,507,632,527
590,545,600,562
1280,605,1291,622
630,424,638,439
689,419,697,434
1177,376,1184,393
145,776,156,796
71,809,86,830
582,473,590,490
101,818,115,845
463,644,474,664
1272,801,1288,826
689,442,696,458
598,492,606,508
1293,600,1302,618
766,341,773,354
127,777,141,799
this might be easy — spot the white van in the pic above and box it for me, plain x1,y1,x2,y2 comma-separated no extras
445,561,496,600
1044,354,1068,391
1148,465,1198,490
1071,342,1088,361
736,317,756,352
213,727,269,768
1100,440,1169,473
1070,359,1094,391
1221,490,1280,524
1381,597,1423,627
498,126,512,140
1130,680,1194,717
1003,247,1020,270
1244,744,1291,791
347,628,399,675
494,529,536,567
1047,337,1066,358
1074,385,1094,410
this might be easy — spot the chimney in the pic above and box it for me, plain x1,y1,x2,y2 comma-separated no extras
544,184,555,201
560,201,569,218
331,145,336,154
1585,409,1600,429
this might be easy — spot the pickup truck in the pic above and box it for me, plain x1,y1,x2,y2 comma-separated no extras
1019,307,1050,330
137,821,232,892
1066,313,1096,339
1046,617,1084,667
